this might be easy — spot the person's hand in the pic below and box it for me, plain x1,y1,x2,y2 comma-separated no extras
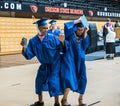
83,26,89,38
58,33,65,46
58,33,65,43
74,16,82,24
20,37,27,47
84,26,89,33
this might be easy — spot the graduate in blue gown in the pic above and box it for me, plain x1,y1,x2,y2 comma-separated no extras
20,18,65,106
46,19,72,106
60,33,78,106
47,19,61,37
47,19,71,106
47,19,63,55
63,17,89,106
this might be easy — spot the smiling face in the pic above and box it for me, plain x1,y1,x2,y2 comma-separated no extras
38,25,48,36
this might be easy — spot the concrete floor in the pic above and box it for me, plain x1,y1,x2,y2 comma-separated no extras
0,53,120,106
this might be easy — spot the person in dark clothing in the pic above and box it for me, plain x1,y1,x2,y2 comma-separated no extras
103,18,113,49
114,20,120,28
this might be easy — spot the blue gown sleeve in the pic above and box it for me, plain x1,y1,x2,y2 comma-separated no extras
64,21,76,39
43,36,61,49
63,40,69,53
22,39,35,60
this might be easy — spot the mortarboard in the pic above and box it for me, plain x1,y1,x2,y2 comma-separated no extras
76,22,84,28
33,18,48,27
74,22,84,31
49,20,56,24
80,15,89,27
75,15,88,29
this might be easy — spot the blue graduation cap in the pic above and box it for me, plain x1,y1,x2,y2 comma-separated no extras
74,22,84,31
33,18,48,27
76,22,84,28
49,19,56,24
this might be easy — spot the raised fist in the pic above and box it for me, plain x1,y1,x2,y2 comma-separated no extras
20,37,27,47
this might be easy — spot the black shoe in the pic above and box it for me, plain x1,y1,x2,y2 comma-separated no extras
30,101,44,106
54,103,60,106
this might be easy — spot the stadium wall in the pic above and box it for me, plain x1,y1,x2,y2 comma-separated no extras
0,16,111,55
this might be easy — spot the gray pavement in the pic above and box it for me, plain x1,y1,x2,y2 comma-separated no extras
0,47,120,106
0,54,38,68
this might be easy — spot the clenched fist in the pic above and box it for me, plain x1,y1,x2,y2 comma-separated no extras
20,37,27,47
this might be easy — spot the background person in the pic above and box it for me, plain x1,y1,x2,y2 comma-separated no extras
47,19,61,37
114,20,120,28
105,25,116,60
103,18,113,49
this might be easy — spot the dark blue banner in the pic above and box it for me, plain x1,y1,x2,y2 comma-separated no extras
0,1,120,18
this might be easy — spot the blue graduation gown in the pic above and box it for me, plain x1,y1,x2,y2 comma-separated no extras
60,39,78,92
22,34,62,97
47,27,78,92
64,21,89,94
47,28,63,56
42,35,63,97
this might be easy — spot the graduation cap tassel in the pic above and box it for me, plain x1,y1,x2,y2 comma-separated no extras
36,24,41,35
